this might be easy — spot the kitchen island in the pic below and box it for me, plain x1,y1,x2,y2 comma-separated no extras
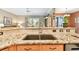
0,27,79,51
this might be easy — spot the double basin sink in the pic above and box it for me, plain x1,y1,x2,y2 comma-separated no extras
23,34,57,40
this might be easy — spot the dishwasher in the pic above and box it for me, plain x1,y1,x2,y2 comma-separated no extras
65,44,79,51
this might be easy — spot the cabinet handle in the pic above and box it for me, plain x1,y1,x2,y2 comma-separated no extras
24,48,32,51
49,47,56,50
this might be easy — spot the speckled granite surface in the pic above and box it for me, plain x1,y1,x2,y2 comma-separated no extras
0,27,79,49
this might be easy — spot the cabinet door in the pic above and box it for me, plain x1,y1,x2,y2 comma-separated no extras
40,45,64,51
17,45,40,51
8,45,17,51
1,48,9,51
0,45,16,51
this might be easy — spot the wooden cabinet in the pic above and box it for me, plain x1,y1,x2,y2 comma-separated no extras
1,48,9,51
8,45,16,51
40,45,64,51
17,44,64,51
0,45,16,51
17,44,40,51
0,44,64,51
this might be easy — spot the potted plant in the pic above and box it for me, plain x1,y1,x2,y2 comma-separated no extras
63,16,68,27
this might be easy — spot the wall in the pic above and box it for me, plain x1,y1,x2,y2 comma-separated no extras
54,13,64,16
54,12,79,27
52,13,71,27
0,9,46,27
70,11,79,33
0,9,17,24
69,12,79,27
15,16,25,24
0,9,26,26
0,9,77,27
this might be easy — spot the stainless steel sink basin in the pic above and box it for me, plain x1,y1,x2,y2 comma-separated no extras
23,34,57,40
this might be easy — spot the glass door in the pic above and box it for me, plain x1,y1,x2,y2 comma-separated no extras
55,16,64,28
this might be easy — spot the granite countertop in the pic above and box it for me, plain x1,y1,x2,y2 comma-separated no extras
0,28,79,49
0,27,75,30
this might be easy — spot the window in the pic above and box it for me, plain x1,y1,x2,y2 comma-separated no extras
25,17,41,27
55,16,64,27
25,16,48,27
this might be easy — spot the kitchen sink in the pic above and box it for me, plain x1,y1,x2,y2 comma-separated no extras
23,34,57,40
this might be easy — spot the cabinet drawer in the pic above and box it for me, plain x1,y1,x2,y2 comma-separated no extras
40,45,64,51
8,45,16,51
17,45,40,51
1,48,9,51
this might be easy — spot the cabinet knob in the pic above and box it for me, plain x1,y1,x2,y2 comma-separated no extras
0,32,3,35
24,48,32,51
49,47,56,50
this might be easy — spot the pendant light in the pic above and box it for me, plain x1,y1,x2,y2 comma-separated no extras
25,8,30,27
64,8,70,17
45,14,49,19
25,8,30,19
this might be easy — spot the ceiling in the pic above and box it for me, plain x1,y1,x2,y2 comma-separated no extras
1,8,53,16
55,8,79,13
1,8,79,16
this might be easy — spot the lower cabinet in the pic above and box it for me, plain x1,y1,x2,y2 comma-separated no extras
17,45,40,51
40,45,64,51
17,44,64,51
1,48,9,51
8,45,17,51
0,45,16,51
0,44,64,51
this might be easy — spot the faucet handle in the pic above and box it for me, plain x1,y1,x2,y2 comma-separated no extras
53,29,56,32
39,31,42,33
0,32,3,35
